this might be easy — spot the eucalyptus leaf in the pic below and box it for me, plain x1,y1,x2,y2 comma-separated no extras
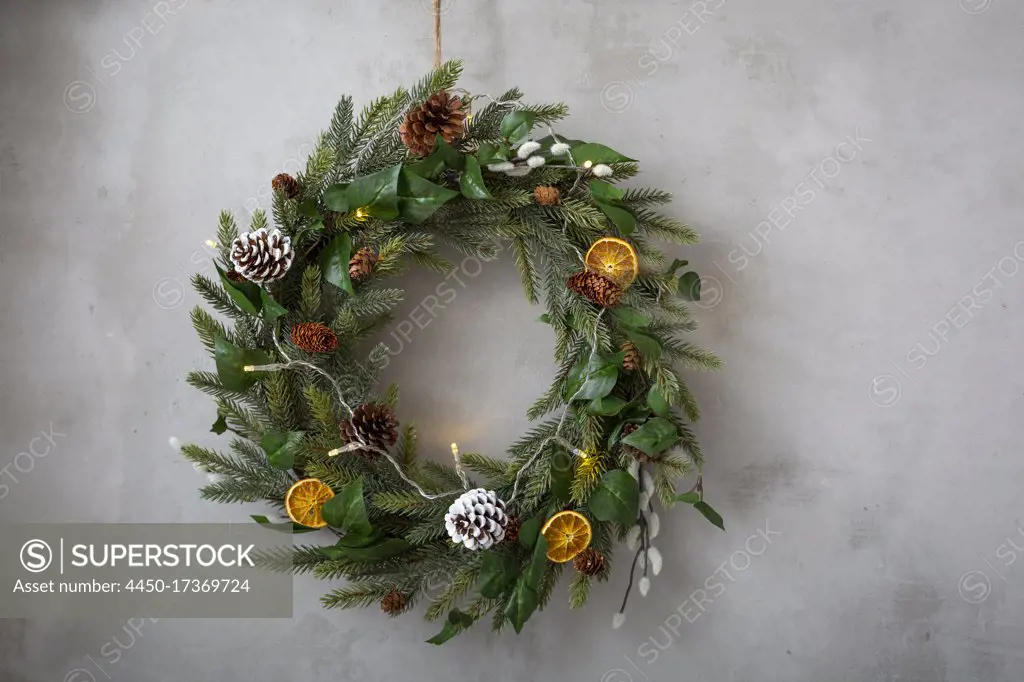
550,450,573,502
426,610,474,645
518,515,542,550
259,289,287,323
624,328,662,364
321,477,372,536
596,201,636,235
478,551,519,598
214,336,270,391
504,579,539,634
250,515,316,534
674,492,700,504
588,395,628,416
524,534,549,589
570,142,637,165
318,537,409,561
500,111,536,144
345,164,400,219
323,183,349,212
397,169,458,224
666,258,690,277
578,365,619,400
610,307,650,329
210,413,228,435
475,141,504,165
679,271,702,301
260,430,305,470
433,136,465,171
647,385,672,419
694,501,725,530
216,263,262,315
297,198,320,218
589,179,626,201
318,233,354,294
587,470,639,525
460,156,493,199
621,417,678,457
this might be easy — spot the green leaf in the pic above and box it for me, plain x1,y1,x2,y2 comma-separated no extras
297,198,320,218
433,136,465,171
589,179,626,201
624,328,662,364
426,609,475,644
318,537,410,561
610,307,650,329
550,450,572,502
679,271,702,301
666,258,689,277
596,201,636,235
259,289,287,323
321,477,372,536
518,515,542,550
345,164,400,219
216,263,262,315
475,142,504,165
674,492,700,504
536,313,552,324
587,470,639,525
260,430,305,470
478,551,519,598
214,336,270,391
318,233,354,295
694,501,725,530
397,169,459,224
524,534,548,589
250,515,317,534
647,386,671,419
578,365,619,400
621,417,678,457
323,183,349,212
460,156,493,199
500,111,537,144
588,396,628,416
335,529,384,547
570,142,637,165
210,413,228,435
505,534,548,634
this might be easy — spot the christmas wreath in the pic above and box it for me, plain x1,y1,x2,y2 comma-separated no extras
181,60,723,643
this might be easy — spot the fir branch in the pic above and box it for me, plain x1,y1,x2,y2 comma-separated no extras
192,274,245,319
252,545,326,575
569,572,591,609
321,580,396,610
462,453,513,485
300,265,323,319
190,307,231,354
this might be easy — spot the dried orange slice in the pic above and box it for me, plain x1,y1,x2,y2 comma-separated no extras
284,478,334,528
585,237,639,289
541,510,593,563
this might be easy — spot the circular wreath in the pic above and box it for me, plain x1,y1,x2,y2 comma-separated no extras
181,60,722,643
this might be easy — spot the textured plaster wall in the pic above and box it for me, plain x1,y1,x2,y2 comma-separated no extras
2,0,1024,680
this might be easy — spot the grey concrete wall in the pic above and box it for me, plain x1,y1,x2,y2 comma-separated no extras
2,0,1023,679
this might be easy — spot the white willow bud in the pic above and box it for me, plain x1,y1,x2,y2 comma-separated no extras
647,546,663,576
487,162,515,172
639,577,651,597
641,469,655,496
168,436,182,451
505,166,531,177
639,491,650,512
626,525,642,551
647,512,660,538
592,163,613,177
612,612,626,629
550,142,571,156
517,141,542,158
526,155,546,168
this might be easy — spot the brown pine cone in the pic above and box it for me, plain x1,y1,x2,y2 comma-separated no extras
399,91,466,157
503,515,522,545
339,403,399,455
271,173,300,199
224,268,246,284
619,423,650,463
380,590,406,616
622,341,641,372
573,548,606,576
348,247,378,284
291,322,338,353
567,271,622,308
533,185,561,206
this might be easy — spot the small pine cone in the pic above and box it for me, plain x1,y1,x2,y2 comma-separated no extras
271,173,300,199
567,271,622,308
573,548,606,576
620,423,650,463
380,590,406,616
230,228,294,283
444,488,508,550
339,403,399,455
224,268,246,284
348,247,378,284
291,322,338,353
622,341,641,372
503,515,522,545
533,185,561,206
399,91,467,157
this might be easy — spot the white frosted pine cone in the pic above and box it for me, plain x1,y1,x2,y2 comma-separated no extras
230,228,294,283
444,488,508,551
